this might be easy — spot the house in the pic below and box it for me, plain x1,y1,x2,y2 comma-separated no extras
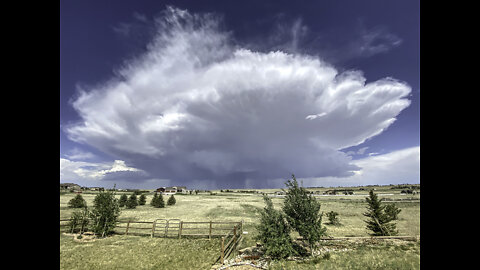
323,190,337,195
60,183,81,191
156,186,188,195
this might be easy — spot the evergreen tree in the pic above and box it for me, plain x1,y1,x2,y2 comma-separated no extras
256,195,296,259
363,190,399,236
157,193,165,208
138,194,147,205
118,194,128,207
167,194,176,206
89,189,120,236
326,211,340,225
282,174,326,254
68,194,87,208
125,193,138,209
384,203,401,221
151,192,165,208
150,192,158,206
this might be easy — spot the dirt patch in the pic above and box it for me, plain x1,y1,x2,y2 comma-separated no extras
63,232,97,243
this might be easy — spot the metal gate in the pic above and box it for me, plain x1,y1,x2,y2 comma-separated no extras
151,219,181,238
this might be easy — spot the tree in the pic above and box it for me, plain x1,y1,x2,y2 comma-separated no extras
363,190,399,236
256,195,296,259
384,203,401,221
138,194,146,205
150,192,158,206
125,193,138,209
68,194,87,208
118,194,128,207
89,189,120,236
68,207,89,233
282,174,327,254
151,192,165,208
326,211,340,225
167,194,176,206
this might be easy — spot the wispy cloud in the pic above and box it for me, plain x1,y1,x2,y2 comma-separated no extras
64,147,96,161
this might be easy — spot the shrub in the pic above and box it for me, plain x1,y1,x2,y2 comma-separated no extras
126,193,138,209
167,194,176,206
326,211,340,225
68,208,89,233
256,195,296,259
363,190,399,236
282,174,327,254
118,194,128,207
89,189,120,236
138,194,146,205
68,194,87,208
384,204,401,221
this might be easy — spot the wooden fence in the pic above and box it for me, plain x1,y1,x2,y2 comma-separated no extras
60,218,242,239
214,223,243,265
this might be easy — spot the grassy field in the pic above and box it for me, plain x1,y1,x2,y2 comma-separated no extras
60,185,420,269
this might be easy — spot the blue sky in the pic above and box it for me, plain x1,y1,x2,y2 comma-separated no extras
60,0,419,189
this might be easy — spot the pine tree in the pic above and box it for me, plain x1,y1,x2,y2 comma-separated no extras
150,192,158,206
126,193,138,209
118,194,128,207
167,194,176,206
138,194,147,205
256,195,296,259
68,194,87,208
384,203,401,221
282,174,326,254
363,190,399,236
151,192,165,208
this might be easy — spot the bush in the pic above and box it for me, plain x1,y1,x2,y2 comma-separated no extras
118,194,128,207
125,193,138,209
138,194,146,205
68,207,89,233
167,194,176,206
68,194,87,208
363,190,399,236
89,189,120,236
384,204,401,221
326,211,340,225
256,195,296,259
282,174,327,254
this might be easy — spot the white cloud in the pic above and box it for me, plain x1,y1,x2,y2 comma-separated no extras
60,158,145,183
301,146,420,187
64,7,412,188
64,147,96,160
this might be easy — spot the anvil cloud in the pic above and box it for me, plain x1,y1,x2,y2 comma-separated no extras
64,7,411,188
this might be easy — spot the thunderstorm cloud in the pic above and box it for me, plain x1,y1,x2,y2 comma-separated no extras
64,7,411,188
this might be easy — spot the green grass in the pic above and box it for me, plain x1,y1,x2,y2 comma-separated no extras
60,233,221,270
60,188,420,269
269,240,420,270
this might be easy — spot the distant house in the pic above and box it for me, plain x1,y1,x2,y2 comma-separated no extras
60,183,81,191
323,190,337,195
156,186,188,195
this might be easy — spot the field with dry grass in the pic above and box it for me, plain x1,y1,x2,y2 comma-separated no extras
60,185,420,269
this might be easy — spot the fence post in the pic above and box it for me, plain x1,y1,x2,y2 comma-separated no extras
151,220,156,238
125,220,131,235
233,225,237,244
209,220,212,240
179,221,183,239
221,236,225,264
